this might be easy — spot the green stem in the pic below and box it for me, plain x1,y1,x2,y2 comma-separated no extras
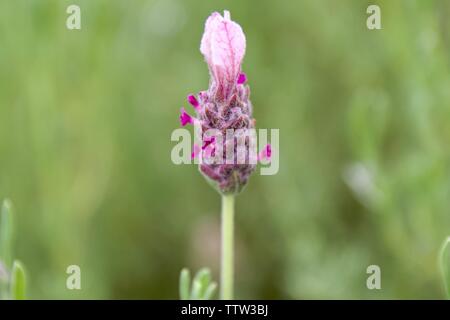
220,194,235,300
439,237,450,299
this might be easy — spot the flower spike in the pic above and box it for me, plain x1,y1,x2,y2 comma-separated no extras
180,11,259,194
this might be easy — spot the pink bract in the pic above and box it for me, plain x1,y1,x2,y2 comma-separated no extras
200,11,246,100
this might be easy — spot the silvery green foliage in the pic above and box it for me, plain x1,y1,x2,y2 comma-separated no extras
0,200,27,300
440,237,450,299
179,268,217,300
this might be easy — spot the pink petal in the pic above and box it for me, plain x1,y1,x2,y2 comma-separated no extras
266,144,272,158
187,94,200,109
200,11,246,89
200,12,221,67
258,144,272,162
237,72,247,84
202,136,215,150
191,144,201,159
179,107,194,126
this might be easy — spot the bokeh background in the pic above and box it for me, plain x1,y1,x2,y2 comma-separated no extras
0,0,449,299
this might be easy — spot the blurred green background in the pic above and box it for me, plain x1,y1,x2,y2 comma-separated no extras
0,0,449,299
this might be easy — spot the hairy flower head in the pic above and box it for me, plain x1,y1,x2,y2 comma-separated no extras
179,11,270,194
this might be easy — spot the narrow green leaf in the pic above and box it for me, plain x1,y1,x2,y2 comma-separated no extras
0,260,8,299
179,268,190,300
439,237,450,299
0,199,14,268
190,278,203,300
203,282,217,300
192,268,211,300
10,260,26,300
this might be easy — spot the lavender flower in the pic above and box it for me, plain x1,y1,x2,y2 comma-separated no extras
179,11,270,195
